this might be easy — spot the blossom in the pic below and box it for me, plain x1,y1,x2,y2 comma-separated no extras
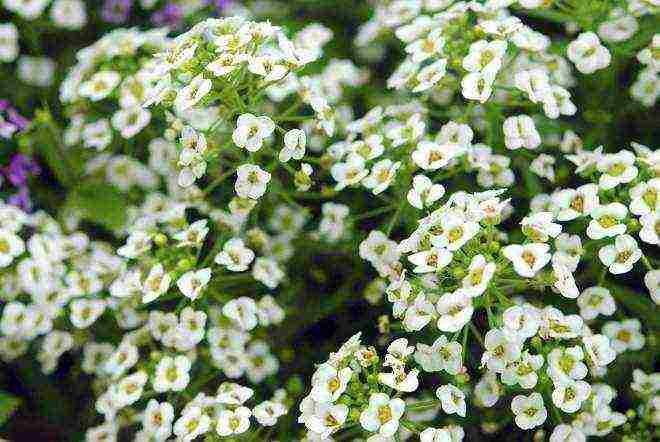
436,289,474,333
598,234,642,275
502,243,552,278
176,268,212,300
511,393,547,430
235,164,271,199
153,355,191,392
216,407,251,436
567,32,611,74
407,175,445,209
359,393,405,437
503,115,541,150
436,384,466,417
233,114,276,152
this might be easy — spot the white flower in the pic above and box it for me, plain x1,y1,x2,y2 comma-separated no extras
521,211,562,242
223,297,258,331
433,213,480,251
503,115,541,150
82,119,112,150
639,211,660,244
553,184,599,221
304,401,348,439
386,113,425,147
111,107,151,139
502,304,540,340
597,150,638,190
112,371,148,408
235,164,271,199
310,364,352,403
253,400,287,427
436,384,466,417
550,424,586,442
153,355,191,392
414,58,447,92
436,289,474,333
598,234,641,275
175,74,212,112
143,399,174,441
252,257,284,289
547,346,588,383
174,219,209,248
420,427,453,442
552,262,579,299
582,334,616,367
515,68,552,104
176,268,212,300
629,179,660,215
142,263,172,303
406,29,445,63
407,175,444,209
79,71,121,101
461,63,498,103
0,23,19,62
403,293,435,332
414,335,462,375
0,229,24,267
462,39,507,73
553,233,583,272
631,369,660,395
363,159,401,195
50,0,87,30
411,141,464,171
279,129,306,162
645,269,660,305
216,406,251,436
586,203,628,239
173,406,210,441
511,393,547,430
502,243,552,278
501,351,544,389
331,153,368,190
602,319,645,354
577,286,616,320
70,298,106,329
552,379,591,413
567,32,611,74
378,366,419,392
215,238,254,271
233,113,276,152
481,328,522,373
359,393,405,437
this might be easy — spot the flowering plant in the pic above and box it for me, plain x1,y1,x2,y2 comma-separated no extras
0,1,658,441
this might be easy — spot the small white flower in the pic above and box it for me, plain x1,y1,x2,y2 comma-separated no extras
403,293,435,332
436,384,466,417
359,393,405,437
223,297,258,331
582,334,616,367
552,379,591,413
586,203,628,239
502,243,552,278
310,364,352,403
511,393,547,430
411,140,464,171
279,129,306,162
503,115,541,150
414,335,462,375
602,319,645,354
252,257,284,289
462,39,507,73
629,179,660,215
577,286,616,320
639,211,660,244
215,238,254,272
481,328,522,373
233,113,276,152
407,175,444,209
216,406,251,436
598,234,641,274
461,64,498,103
174,74,212,112
597,150,638,190
406,29,445,63
153,355,191,392
69,298,106,329
553,184,599,221
176,268,212,300
79,71,121,101
143,399,174,441
235,164,271,199
436,289,474,333
111,106,151,139
363,159,401,195
550,424,586,442
0,229,24,267
548,346,588,383
521,211,562,242
567,32,611,74
173,406,210,441
645,269,660,305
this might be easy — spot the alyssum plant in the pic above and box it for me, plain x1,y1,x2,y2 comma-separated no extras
0,1,658,441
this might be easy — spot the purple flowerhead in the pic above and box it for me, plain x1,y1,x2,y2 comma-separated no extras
102,0,132,24
152,3,183,29
3,154,41,187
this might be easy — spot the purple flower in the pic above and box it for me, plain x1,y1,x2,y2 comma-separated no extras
102,0,132,24
3,154,40,187
152,3,183,29
8,187,32,212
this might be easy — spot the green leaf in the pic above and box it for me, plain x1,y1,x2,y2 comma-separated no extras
0,390,21,427
67,182,127,231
